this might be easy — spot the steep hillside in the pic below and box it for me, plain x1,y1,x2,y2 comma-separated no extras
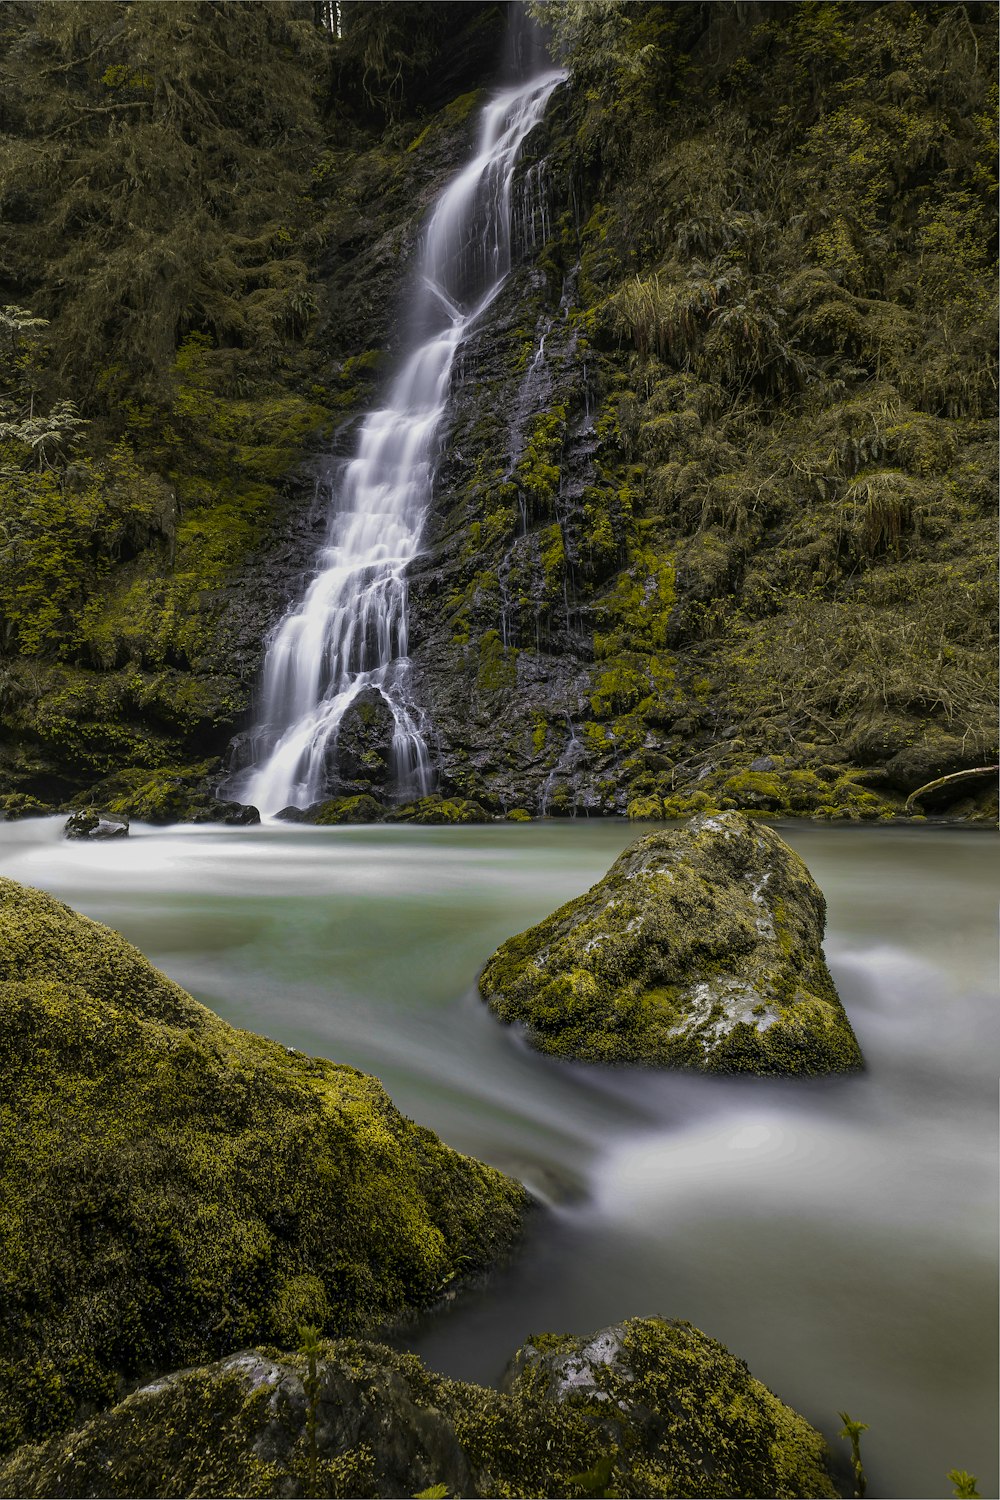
408,0,998,820
0,1,995,821
0,0,505,815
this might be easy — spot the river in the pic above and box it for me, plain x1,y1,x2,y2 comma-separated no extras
1,817,996,1498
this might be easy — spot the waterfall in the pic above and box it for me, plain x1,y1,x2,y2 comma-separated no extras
230,66,564,816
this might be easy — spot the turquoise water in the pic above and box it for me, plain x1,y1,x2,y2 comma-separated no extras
1,817,996,1498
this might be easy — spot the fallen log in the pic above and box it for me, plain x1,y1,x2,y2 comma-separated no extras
905,766,998,812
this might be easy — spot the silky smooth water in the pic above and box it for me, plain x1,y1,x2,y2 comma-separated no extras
1,819,996,1498
233,69,564,815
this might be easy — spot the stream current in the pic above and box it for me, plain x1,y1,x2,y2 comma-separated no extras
1,818,996,1498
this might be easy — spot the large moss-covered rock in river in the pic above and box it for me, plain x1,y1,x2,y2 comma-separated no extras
0,1318,838,1499
480,811,862,1072
0,878,525,1453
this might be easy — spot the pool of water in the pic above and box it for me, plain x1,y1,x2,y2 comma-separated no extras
1,817,996,1497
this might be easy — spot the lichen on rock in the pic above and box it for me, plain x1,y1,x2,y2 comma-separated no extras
0,877,526,1454
0,1318,839,1499
479,810,862,1072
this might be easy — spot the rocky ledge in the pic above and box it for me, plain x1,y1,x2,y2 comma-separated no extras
480,811,863,1072
0,1317,838,1499
0,877,525,1454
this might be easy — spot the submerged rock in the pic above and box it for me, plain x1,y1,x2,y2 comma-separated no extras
0,1318,838,1499
0,877,526,1453
63,808,129,839
480,811,862,1072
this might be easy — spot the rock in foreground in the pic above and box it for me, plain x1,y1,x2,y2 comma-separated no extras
0,878,525,1453
480,811,862,1072
0,1318,838,1499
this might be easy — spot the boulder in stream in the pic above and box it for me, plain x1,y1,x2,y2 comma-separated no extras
323,688,397,795
0,876,525,1454
0,1318,838,1498
480,810,863,1072
64,808,129,839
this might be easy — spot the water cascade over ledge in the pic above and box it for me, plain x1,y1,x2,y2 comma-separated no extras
232,68,565,816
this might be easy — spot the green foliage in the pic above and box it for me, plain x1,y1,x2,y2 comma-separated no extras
837,1412,869,1499
567,1450,619,1498
949,1469,981,1499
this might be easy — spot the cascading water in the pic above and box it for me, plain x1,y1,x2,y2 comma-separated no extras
231,65,565,816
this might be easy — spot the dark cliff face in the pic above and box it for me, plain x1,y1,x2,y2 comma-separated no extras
0,1,996,822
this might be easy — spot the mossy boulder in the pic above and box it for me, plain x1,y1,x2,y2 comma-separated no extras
0,1319,838,1499
479,811,862,1072
0,878,526,1453
324,689,396,796
277,794,387,825
80,765,259,825
63,809,129,840
386,795,494,825
0,793,52,821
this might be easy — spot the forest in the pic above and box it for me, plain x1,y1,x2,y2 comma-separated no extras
0,0,995,823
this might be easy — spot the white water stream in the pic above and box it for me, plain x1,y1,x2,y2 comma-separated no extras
234,69,564,815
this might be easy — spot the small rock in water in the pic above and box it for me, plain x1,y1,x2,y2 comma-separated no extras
64,809,129,840
479,810,863,1074
189,800,260,826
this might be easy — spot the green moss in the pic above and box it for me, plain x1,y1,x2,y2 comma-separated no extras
626,794,664,820
0,1320,838,1499
386,796,492,825
480,812,862,1073
476,629,516,696
306,795,385,825
0,878,526,1452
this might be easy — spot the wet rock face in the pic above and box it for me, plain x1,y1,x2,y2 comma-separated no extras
479,810,863,1072
0,1320,839,1499
322,688,396,796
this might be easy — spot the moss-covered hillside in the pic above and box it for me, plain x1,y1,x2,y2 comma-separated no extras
0,0,505,815
408,0,998,820
0,1,995,821
0,876,525,1452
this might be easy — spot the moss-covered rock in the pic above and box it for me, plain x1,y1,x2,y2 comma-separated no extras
0,793,53,821
385,795,494,824
308,794,387,825
479,811,862,1072
0,878,526,1453
63,808,129,840
324,689,397,797
0,1319,838,1499
75,764,260,825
